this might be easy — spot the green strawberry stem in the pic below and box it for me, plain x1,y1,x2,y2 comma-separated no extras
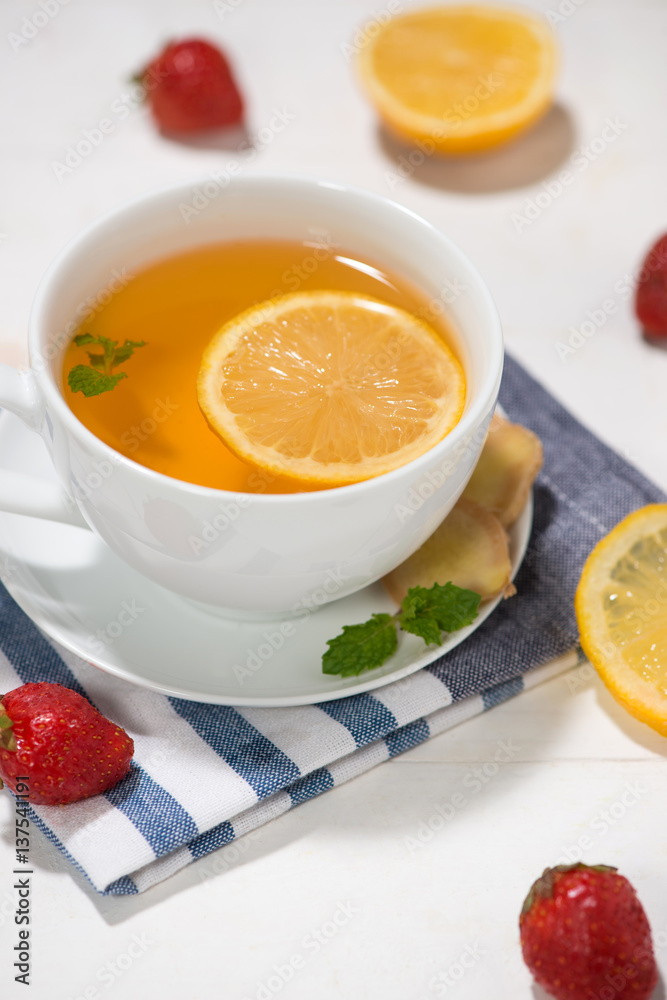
0,701,16,752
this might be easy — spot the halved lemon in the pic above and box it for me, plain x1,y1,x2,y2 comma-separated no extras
575,505,667,735
356,4,558,154
197,290,465,487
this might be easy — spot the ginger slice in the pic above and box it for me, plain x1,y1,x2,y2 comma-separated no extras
462,414,543,527
383,498,512,605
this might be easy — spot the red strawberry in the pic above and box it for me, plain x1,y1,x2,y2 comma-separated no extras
0,682,133,806
520,864,657,1000
142,38,244,133
635,233,667,340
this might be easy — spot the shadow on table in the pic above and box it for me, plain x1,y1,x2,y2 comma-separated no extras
378,101,577,194
157,121,250,152
531,986,551,1000
533,978,664,999
594,681,667,756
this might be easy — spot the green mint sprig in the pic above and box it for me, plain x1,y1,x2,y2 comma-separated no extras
67,333,146,397
322,581,481,677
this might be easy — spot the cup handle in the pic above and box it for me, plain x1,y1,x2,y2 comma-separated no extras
0,363,88,528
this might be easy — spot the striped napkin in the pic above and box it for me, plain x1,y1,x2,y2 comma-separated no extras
0,355,662,895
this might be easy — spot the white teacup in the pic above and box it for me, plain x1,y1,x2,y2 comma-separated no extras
0,175,502,614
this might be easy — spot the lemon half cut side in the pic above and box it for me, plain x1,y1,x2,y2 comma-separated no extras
575,504,667,736
356,4,559,154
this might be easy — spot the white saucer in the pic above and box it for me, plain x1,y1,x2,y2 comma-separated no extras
0,411,532,706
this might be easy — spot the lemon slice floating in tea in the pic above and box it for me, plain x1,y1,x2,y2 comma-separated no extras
575,504,667,735
356,4,558,154
197,290,465,487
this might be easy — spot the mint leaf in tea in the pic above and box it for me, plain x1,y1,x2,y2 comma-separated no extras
67,334,146,397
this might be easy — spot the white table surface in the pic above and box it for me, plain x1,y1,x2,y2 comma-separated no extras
2,1,667,997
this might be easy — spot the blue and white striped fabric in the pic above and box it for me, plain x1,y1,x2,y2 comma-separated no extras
0,356,663,895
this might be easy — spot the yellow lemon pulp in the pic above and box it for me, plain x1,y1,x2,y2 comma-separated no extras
197,290,465,487
357,4,558,154
575,504,667,735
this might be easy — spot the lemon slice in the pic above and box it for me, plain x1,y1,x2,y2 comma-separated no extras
357,4,558,154
197,290,465,486
575,505,667,735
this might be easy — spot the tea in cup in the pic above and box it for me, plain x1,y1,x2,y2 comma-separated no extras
0,175,503,614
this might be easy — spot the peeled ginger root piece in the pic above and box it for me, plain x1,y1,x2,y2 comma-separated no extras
462,414,543,527
383,498,513,605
